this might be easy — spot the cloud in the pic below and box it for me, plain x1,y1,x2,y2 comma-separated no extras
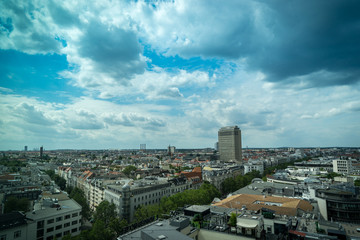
2,0,360,89
14,103,57,126
129,0,360,87
1,0,360,149
68,67,214,100
63,21,146,87
0,1,62,54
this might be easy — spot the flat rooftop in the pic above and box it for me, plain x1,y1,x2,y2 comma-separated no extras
26,199,81,220
119,220,193,240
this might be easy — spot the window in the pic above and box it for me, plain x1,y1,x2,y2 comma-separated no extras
47,219,54,224
37,220,44,229
0,235,6,240
55,233,62,238
46,227,54,233
64,230,70,236
36,229,44,238
14,231,21,239
72,220,77,225
46,236,53,240
56,225,62,230
71,228,77,233
64,222,70,228
56,216,62,222
65,214,70,220
72,213,78,217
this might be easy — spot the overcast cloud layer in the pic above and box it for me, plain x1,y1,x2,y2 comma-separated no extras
0,0,359,150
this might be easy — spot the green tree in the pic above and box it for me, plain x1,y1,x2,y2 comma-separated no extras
325,172,342,179
69,188,90,220
65,186,74,195
228,212,237,227
4,197,30,213
93,200,117,226
354,179,360,186
122,165,137,177
45,170,67,190
109,218,128,236
134,205,149,223
89,220,114,240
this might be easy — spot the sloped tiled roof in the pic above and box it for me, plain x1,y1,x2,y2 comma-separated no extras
212,194,313,216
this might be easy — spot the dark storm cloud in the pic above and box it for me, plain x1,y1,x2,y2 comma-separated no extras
253,0,360,87
160,0,360,88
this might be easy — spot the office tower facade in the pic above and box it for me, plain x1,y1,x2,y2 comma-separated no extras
24,146,28,151
167,145,176,156
40,146,43,159
218,126,242,162
140,144,146,152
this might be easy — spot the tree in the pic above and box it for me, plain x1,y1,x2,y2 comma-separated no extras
122,165,137,177
355,179,360,187
45,170,67,190
134,205,149,223
93,201,117,226
89,220,114,240
65,186,74,195
4,197,30,213
69,188,90,220
109,218,128,236
228,212,237,227
325,172,342,179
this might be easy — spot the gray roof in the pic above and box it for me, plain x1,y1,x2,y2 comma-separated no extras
232,182,296,195
119,220,193,240
26,199,81,220
184,205,210,213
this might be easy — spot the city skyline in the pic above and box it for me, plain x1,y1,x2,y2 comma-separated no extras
1,1,360,150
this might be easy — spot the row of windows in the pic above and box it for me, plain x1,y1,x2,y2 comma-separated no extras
46,220,79,232
134,199,160,210
0,230,21,240
46,212,79,225
133,186,188,203
134,189,171,202
44,228,79,240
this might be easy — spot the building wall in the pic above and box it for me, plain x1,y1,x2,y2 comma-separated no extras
332,159,351,174
105,180,193,222
26,210,82,240
244,162,264,175
218,126,242,163
0,225,27,240
197,229,251,240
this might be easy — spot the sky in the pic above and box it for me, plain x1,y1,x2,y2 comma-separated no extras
0,0,360,150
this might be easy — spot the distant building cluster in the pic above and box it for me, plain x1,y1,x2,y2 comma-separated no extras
0,128,360,239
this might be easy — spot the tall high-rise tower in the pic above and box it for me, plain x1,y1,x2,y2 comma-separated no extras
40,146,43,159
218,126,242,162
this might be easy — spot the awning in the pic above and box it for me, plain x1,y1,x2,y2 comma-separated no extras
236,219,258,228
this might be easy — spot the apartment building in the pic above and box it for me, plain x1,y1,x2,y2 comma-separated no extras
244,160,264,175
202,164,242,191
0,197,82,240
105,176,193,222
332,159,351,174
